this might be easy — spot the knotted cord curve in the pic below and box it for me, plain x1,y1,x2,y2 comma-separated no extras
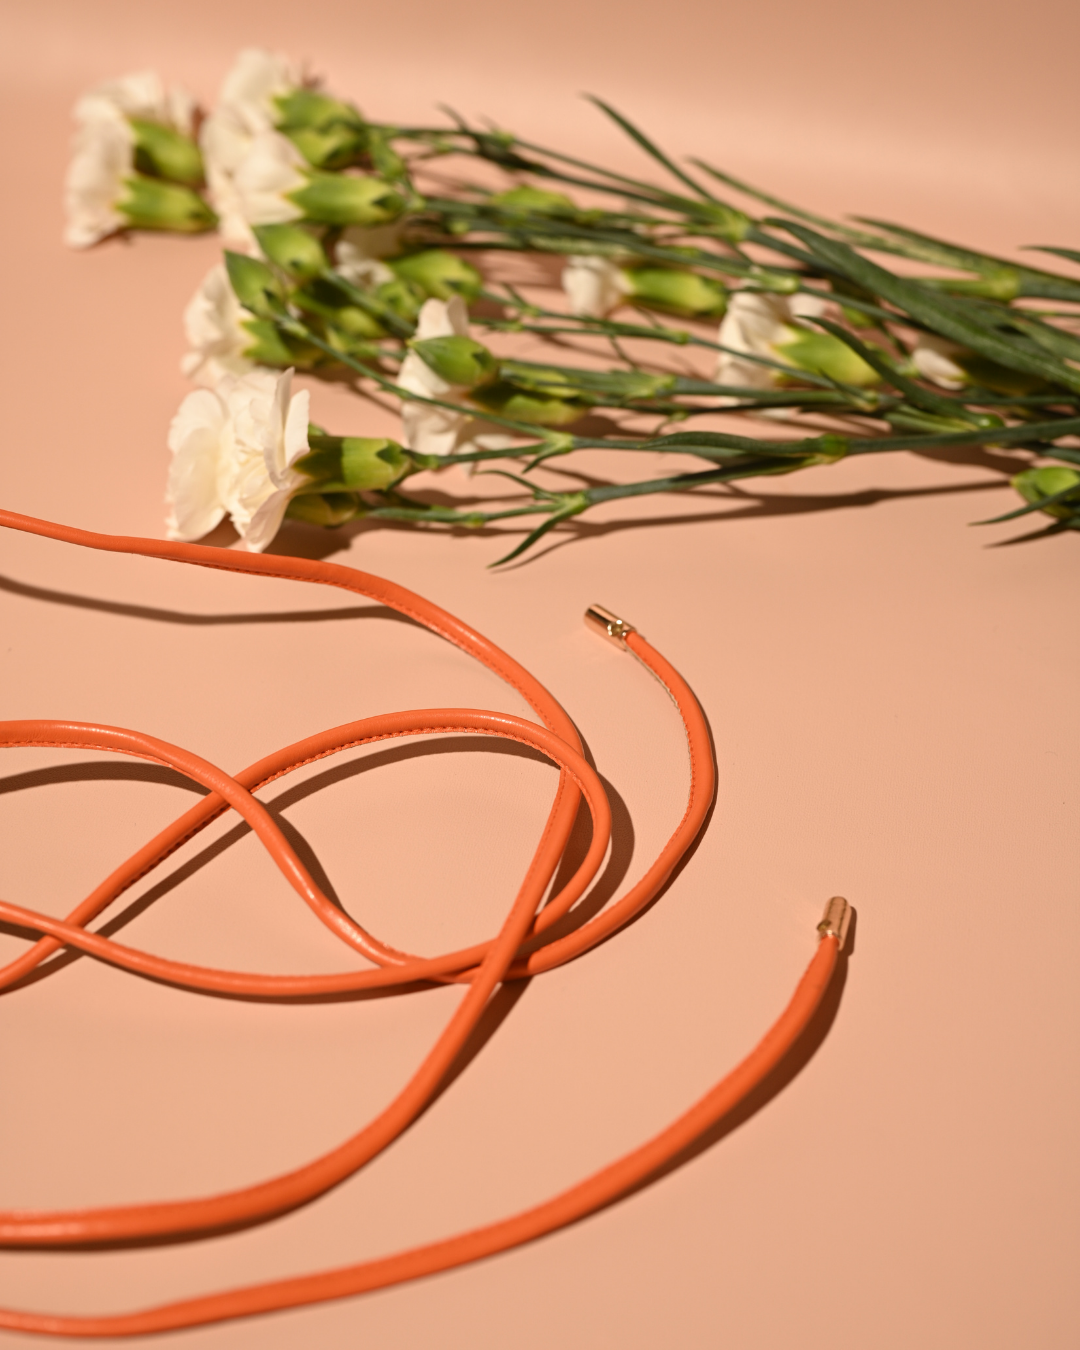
0,508,842,1338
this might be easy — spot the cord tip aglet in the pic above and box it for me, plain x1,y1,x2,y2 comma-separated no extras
816,896,852,950
584,604,636,648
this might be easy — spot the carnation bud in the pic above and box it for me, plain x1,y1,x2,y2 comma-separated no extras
473,381,587,426
773,330,880,387
390,250,483,300
1011,465,1080,520
116,175,216,234
410,335,498,388
224,250,288,318
490,186,577,216
624,268,727,318
129,118,205,186
286,125,367,171
288,173,406,227
274,89,365,134
694,201,751,243
254,223,328,281
373,278,424,326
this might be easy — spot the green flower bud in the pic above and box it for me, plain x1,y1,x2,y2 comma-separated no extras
410,336,498,388
372,277,425,326
129,118,205,186
285,492,363,527
389,250,483,300
473,381,587,426
288,173,406,227
497,363,577,396
298,435,411,492
924,267,1021,302
225,250,288,318
286,124,368,171
329,306,386,339
490,186,577,216
274,89,362,131
116,175,216,234
624,268,727,318
773,330,880,387
694,202,751,244
1011,465,1080,520
253,223,328,281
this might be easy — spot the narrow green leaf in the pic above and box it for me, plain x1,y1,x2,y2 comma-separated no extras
770,221,1080,393
585,96,717,203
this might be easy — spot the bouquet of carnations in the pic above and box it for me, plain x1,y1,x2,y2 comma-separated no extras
65,50,1080,560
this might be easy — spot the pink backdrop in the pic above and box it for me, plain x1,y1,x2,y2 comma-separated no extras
0,1,1078,1346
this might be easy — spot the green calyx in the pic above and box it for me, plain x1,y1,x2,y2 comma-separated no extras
225,251,288,318
410,335,498,388
237,318,322,370
129,118,205,186
490,186,577,217
694,202,752,242
297,435,412,493
920,267,1021,302
773,329,881,387
624,268,727,318
389,250,483,300
254,223,329,281
1011,465,1080,520
285,492,365,526
288,174,407,227
472,380,588,425
117,176,216,234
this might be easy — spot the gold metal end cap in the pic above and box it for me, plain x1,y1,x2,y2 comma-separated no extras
817,896,852,951
584,604,636,648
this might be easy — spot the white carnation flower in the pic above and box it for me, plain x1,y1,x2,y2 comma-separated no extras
181,263,254,387
561,255,628,318
73,69,195,136
231,130,306,226
201,49,304,249
217,49,298,135
397,297,474,456
715,290,828,387
64,69,196,249
64,115,133,248
203,125,306,249
166,367,310,551
911,334,967,389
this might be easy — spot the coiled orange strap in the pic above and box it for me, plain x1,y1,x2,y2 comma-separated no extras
0,508,843,1338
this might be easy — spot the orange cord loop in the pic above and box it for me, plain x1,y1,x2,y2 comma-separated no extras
0,509,841,1338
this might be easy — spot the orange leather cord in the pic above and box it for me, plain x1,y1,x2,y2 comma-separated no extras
0,508,845,1338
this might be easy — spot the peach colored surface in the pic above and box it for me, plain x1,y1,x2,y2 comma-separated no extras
1,1,1079,1346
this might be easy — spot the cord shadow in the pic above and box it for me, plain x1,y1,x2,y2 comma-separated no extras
0,737,634,1004
0,571,416,629
612,909,857,1209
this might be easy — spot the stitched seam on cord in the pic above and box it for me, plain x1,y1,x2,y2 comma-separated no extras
4,730,593,960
